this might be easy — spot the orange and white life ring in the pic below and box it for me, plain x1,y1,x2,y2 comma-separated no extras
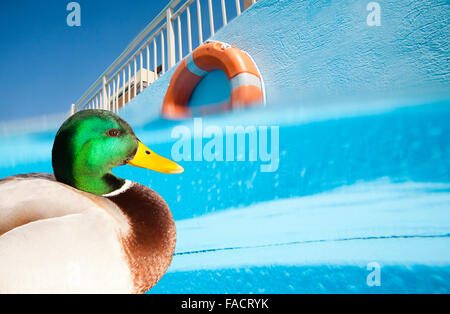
161,41,265,119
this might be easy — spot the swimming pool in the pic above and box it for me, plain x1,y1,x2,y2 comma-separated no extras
1,96,449,293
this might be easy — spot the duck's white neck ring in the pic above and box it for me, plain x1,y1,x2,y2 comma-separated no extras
102,179,133,197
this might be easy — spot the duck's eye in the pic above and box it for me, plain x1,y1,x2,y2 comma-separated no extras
107,129,120,137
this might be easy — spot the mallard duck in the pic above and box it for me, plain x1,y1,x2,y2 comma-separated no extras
0,110,183,294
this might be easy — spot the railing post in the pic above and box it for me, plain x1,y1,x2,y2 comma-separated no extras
197,0,203,44
102,76,107,110
208,0,214,37
166,7,176,69
70,104,76,115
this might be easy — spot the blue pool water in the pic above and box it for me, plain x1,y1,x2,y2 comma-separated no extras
1,97,449,293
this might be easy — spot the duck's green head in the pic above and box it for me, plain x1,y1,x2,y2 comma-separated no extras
52,109,183,195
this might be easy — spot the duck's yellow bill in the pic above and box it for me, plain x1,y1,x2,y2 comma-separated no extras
127,141,184,174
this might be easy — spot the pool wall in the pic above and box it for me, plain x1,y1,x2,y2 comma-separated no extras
121,0,450,125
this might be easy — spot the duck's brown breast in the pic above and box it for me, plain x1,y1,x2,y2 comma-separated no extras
106,182,176,294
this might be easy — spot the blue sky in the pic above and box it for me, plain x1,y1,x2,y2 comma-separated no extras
0,0,168,121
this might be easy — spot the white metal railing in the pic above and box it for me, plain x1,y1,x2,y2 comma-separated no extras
71,0,257,115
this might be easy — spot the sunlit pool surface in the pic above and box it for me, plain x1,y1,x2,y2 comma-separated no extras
1,98,449,293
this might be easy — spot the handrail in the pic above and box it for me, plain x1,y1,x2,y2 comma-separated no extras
72,0,256,114
74,0,183,109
